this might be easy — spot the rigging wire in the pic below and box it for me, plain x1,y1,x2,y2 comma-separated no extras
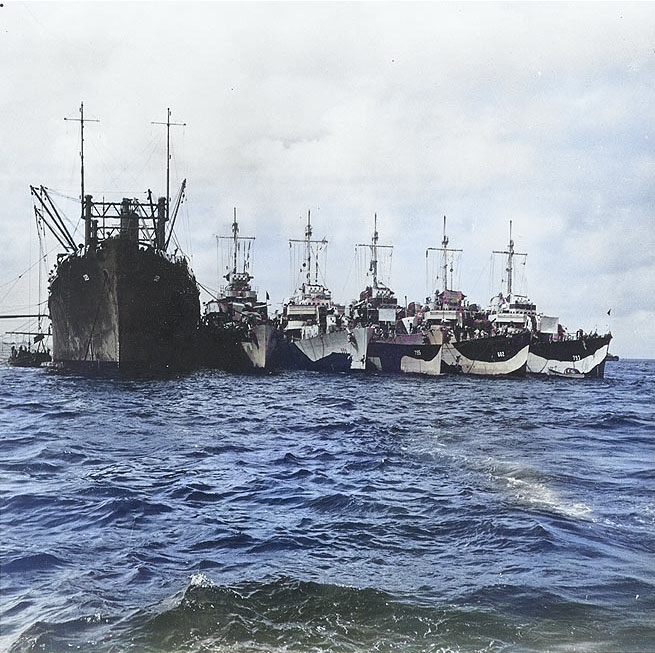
340,248,358,303
40,187,83,242
170,132,193,260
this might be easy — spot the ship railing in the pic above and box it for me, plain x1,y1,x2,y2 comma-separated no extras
94,224,160,247
545,331,605,342
220,284,259,296
86,197,167,250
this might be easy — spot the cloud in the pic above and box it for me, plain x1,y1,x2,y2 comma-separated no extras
1,1,654,358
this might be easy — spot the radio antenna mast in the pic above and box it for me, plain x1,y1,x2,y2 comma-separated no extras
64,102,99,220
152,108,186,219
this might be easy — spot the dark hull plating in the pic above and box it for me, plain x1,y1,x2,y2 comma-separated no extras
278,327,369,373
48,238,200,376
441,331,531,376
367,331,442,375
200,323,280,372
279,340,353,372
528,333,612,377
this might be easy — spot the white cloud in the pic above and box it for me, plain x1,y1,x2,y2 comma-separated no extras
1,1,654,357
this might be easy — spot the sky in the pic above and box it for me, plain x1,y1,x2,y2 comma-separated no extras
1,1,653,359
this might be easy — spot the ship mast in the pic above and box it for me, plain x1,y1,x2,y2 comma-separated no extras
217,208,254,292
441,215,449,289
231,207,239,278
507,221,514,297
152,108,186,220
356,213,393,293
425,215,462,293
370,213,379,289
440,215,462,291
305,210,312,284
493,220,527,300
289,210,327,290
64,102,99,221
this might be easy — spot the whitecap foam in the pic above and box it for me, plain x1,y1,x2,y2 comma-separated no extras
504,475,593,520
189,572,215,588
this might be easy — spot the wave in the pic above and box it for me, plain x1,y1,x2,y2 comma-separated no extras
9,574,650,653
586,412,654,431
2,553,66,574
502,474,593,521
4,362,655,653
313,396,358,411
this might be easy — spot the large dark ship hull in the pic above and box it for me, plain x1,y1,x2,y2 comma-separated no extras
367,328,442,375
441,331,531,376
528,333,612,377
48,238,200,376
200,322,280,372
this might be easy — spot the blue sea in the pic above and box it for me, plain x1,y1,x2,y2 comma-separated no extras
1,360,653,653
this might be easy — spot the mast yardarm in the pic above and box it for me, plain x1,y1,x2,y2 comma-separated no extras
493,220,527,299
289,211,327,288
425,215,462,294
152,108,186,221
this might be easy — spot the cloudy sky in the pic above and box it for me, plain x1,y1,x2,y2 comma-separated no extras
1,1,653,358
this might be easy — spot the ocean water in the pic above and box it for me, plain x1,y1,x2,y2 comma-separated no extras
1,360,653,653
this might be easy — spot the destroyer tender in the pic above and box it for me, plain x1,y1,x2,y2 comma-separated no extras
33,106,200,375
